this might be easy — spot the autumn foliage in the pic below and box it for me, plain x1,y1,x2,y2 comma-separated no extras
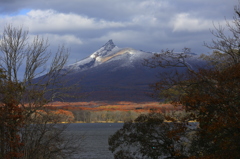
47,101,174,112
0,71,25,158
109,55,240,158
182,64,240,158
109,3,240,158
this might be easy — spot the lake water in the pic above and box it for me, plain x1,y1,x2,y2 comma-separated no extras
62,122,198,159
65,123,124,159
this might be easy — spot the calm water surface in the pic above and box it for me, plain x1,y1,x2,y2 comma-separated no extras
64,122,198,159
66,123,123,159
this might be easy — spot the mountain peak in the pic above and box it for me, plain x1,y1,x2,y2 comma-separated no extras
102,39,116,51
90,39,118,59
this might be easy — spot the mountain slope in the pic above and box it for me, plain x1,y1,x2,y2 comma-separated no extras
64,40,153,73
58,40,202,102
62,40,157,101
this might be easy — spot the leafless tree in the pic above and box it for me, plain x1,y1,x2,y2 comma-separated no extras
203,4,240,67
0,24,81,159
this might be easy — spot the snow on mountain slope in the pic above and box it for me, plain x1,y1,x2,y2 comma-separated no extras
50,40,204,102
65,40,153,73
90,39,119,59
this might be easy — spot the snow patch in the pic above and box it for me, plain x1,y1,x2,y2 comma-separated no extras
64,40,156,73
90,54,97,58
96,56,102,62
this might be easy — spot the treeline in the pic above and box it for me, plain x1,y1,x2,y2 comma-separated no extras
46,101,186,123
72,110,144,123
50,108,188,123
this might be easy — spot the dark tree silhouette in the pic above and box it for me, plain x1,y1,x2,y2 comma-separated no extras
110,2,240,159
109,113,191,159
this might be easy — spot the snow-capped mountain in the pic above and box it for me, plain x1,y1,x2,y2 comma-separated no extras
57,40,202,102
59,40,158,101
64,40,153,73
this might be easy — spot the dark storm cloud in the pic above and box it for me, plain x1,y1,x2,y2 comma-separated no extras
0,0,238,64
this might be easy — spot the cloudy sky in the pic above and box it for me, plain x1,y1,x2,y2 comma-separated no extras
0,0,238,64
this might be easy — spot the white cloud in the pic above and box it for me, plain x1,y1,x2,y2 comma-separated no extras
131,15,159,27
171,13,213,32
0,9,126,33
43,34,83,45
0,0,237,61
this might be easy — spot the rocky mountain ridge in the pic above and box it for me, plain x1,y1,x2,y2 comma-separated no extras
58,40,200,102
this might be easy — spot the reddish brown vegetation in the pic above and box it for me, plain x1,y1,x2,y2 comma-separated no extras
46,101,180,113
